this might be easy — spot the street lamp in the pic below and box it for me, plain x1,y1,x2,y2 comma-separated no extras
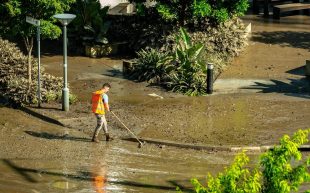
53,13,76,111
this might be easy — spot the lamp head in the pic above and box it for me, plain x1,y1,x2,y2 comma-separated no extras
53,14,76,26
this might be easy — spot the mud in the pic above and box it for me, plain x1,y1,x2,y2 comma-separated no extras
221,14,310,79
32,16,310,145
1,12,310,193
0,107,249,193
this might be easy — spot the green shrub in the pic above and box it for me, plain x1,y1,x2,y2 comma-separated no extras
260,129,310,193
48,91,78,105
161,18,248,79
45,91,59,103
178,129,310,193
177,151,261,193
166,28,207,96
0,38,64,106
131,48,173,83
69,94,78,104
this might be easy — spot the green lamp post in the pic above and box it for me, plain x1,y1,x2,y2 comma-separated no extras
53,13,76,111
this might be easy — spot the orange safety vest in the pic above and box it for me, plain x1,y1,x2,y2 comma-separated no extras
92,90,105,115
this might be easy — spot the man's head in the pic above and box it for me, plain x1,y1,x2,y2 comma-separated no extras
102,83,111,93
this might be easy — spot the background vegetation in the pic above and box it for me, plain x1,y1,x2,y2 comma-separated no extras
0,0,250,102
0,0,75,90
130,0,249,26
0,38,66,106
125,0,250,95
177,129,310,193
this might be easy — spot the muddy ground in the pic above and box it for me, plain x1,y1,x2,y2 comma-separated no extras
14,14,309,147
1,12,310,193
0,106,248,192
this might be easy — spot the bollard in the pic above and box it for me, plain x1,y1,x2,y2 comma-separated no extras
206,63,214,94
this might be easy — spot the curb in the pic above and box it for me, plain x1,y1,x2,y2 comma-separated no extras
123,137,310,152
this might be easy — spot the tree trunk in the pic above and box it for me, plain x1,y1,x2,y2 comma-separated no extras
23,37,34,92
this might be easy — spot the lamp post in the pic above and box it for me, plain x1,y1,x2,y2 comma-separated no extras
53,13,76,111
206,63,214,94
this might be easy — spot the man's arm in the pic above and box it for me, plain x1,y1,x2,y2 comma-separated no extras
103,94,110,112
104,102,110,112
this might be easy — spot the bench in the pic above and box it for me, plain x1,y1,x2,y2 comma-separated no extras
253,0,294,16
273,3,310,19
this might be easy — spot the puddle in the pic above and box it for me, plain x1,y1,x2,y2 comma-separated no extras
52,180,77,189
0,140,255,193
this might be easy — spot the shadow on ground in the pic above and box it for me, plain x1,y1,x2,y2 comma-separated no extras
286,66,307,76
252,31,310,50
1,159,192,192
24,131,90,142
102,69,124,79
244,77,310,99
20,107,64,127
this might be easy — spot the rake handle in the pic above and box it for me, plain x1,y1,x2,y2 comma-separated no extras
111,111,143,144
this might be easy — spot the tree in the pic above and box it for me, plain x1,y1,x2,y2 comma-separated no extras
71,0,110,45
130,0,249,26
0,0,75,91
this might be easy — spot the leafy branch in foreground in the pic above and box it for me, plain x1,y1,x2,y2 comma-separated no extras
177,129,310,193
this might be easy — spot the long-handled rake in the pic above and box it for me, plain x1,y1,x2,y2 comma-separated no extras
111,111,145,148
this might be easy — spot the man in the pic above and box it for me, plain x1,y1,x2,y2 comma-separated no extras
91,83,112,142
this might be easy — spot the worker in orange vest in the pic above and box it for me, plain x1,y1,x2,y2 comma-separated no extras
91,83,113,142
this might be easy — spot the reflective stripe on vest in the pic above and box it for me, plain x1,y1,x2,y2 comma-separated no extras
92,90,105,115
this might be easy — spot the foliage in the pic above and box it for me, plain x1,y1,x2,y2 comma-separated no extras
131,28,207,96
260,129,310,193
130,0,249,25
69,93,78,104
166,28,207,96
0,0,73,39
71,0,111,45
130,48,173,83
177,129,310,193
0,38,69,106
161,18,249,79
0,0,75,88
177,151,261,193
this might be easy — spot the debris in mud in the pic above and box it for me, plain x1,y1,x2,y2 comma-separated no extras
148,93,163,99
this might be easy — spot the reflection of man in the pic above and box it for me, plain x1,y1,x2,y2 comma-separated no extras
92,166,107,193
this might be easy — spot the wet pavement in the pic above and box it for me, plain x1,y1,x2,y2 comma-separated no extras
0,107,257,193
0,106,252,192
0,141,247,193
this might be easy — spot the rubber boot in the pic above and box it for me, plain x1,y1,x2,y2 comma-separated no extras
106,133,114,141
92,133,100,143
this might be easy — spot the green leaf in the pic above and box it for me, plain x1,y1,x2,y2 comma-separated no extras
179,27,191,49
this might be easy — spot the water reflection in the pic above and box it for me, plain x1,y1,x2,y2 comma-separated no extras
92,160,107,193
0,141,245,193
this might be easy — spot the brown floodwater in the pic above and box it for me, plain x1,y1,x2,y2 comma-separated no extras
0,146,238,193
0,107,258,193
1,12,310,193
